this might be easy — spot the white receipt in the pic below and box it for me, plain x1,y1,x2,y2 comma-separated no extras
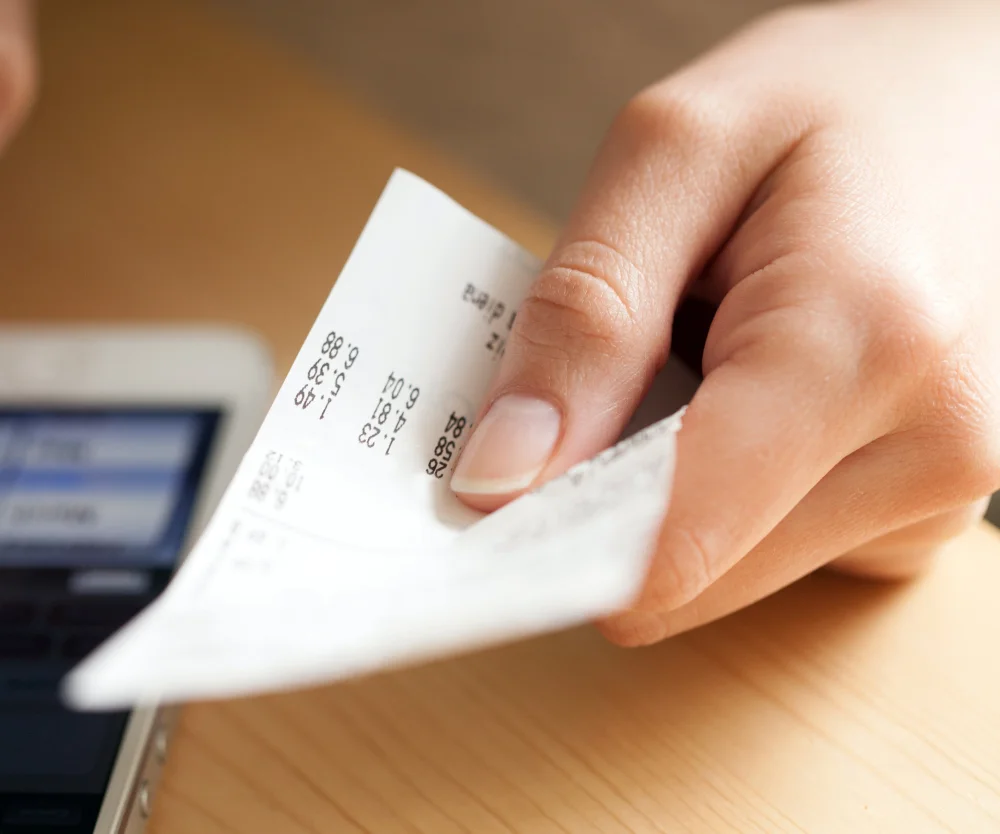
64,170,698,709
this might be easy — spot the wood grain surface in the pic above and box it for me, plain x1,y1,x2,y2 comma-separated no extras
154,524,1000,833
0,1,997,831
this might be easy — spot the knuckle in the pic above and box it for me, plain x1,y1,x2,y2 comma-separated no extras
932,404,1000,502
811,250,959,394
846,251,1000,501
909,349,1000,502
638,524,716,612
858,269,960,390
720,249,966,406
666,525,715,604
609,84,731,159
515,239,648,361
707,257,862,390
781,305,860,388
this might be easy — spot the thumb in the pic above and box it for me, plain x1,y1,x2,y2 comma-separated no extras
451,82,804,511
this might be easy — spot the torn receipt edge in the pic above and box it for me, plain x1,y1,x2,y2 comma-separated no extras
63,169,690,710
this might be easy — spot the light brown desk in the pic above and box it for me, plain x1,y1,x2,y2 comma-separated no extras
1,2,998,831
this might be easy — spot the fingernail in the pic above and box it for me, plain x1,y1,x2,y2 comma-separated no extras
451,394,561,495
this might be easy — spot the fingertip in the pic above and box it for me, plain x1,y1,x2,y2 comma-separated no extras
450,484,521,513
449,393,561,511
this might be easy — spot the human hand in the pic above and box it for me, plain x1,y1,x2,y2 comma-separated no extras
0,0,35,153
450,0,1000,645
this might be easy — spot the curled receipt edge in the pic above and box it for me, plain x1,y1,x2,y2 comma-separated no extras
64,170,697,710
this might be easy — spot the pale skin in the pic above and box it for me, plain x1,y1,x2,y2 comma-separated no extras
5,1,998,648
450,0,1000,645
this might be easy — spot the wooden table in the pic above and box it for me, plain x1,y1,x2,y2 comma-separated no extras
2,1,998,831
